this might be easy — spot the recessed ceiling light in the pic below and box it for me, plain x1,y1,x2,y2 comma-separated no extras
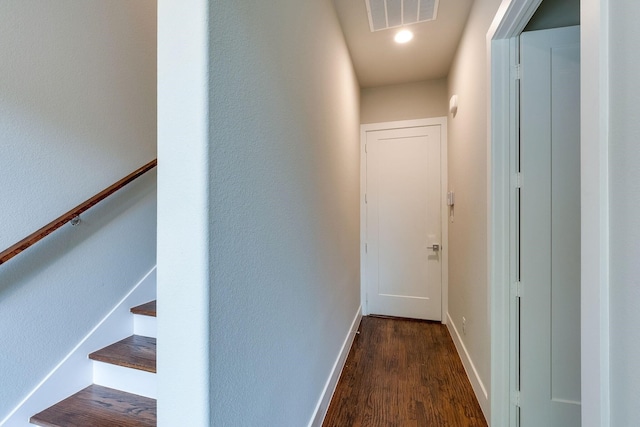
394,29,414,44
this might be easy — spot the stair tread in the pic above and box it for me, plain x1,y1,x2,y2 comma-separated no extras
89,335,156,373
30,384,156,427
130,300,156,317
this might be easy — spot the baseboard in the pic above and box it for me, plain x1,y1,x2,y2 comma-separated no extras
0,267,156,427
308,305,362,427
446,313,490,424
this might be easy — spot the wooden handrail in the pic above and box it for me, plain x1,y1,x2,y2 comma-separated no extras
0,159,157,266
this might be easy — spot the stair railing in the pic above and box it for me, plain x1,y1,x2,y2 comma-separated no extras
0,159,157,265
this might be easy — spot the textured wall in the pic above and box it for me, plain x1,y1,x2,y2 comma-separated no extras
609,0,640,424
0,0,157,419
157,0,211,425
207,0,361,425
446,0,503,415
360,79,449,124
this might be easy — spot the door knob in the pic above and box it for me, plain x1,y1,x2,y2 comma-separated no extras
427,244,440,251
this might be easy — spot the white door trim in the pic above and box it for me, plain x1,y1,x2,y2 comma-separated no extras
487,1,610,427
360,117,448,323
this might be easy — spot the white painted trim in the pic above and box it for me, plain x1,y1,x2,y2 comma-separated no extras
580,0,610,426
489,0,543,40
360,117,449,322
447,313,490,422
361,117,447,133
0,267,156,427
487,2,557,427
487,36,516,427
308,305,362,427
487,2,553,427
488,1,610,427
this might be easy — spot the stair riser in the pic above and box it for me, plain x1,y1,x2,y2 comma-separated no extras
93,362,157,399
133,315,157,338
2,268,156,427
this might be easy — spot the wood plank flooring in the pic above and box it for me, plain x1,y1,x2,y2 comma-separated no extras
88,335,156,373
30,385,156,427
323,316,487,427
131,300,156,317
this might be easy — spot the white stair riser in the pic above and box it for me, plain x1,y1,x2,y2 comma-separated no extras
133,314,157,338
1,268,156,427
92,361,156,399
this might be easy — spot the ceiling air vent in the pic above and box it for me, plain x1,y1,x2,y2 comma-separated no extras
365,0,439,32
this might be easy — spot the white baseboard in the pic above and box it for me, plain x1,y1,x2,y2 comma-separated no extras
308,305,362,427
0,267,157,427
446,313,490,424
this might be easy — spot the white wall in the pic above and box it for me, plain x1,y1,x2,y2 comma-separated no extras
360,79,449,124
609,0,640,424
446,0,503,416
207,0,361,424
157,0,211,425
0,0,157,419
158,0,361,425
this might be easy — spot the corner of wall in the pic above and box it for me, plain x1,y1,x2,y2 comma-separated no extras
308,306,362,427
446,313,490,422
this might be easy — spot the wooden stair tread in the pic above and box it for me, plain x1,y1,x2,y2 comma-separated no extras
89,335,156,373
130,300,156,317
30,384,156,427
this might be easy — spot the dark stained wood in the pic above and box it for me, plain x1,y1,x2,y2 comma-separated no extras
131,301,156,317
89,335,156,373
30,384,156,427
322,316,488,427
0,159,157,266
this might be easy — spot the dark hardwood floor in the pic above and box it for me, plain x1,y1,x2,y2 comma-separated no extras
323,316,487,427
30,385,156,427
88,335,156,373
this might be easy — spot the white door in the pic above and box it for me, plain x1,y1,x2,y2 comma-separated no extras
364,121,444,321
519,26,581,427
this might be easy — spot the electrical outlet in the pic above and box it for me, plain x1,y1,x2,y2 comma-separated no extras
462,317,467,335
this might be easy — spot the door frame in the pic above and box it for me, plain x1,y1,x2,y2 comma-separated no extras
360,117,449,322
488,1,610,427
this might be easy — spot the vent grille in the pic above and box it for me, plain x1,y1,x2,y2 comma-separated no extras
365,0,439,32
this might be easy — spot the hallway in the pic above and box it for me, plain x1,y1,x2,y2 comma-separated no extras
323,316,487,427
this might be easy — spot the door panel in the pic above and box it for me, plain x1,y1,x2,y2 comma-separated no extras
366,124,442,321
519,26,581,427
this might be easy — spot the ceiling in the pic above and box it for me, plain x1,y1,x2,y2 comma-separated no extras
333,0,475,88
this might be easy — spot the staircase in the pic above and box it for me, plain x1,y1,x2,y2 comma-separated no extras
29,301,157,427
